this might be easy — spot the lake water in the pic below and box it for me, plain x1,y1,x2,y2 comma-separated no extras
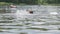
0,5,60,34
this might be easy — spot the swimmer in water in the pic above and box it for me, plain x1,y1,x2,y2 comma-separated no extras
26,9,33,14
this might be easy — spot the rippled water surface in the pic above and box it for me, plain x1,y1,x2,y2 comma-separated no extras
0,5,60,34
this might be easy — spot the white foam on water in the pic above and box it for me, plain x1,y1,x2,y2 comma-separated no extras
50,12,58,15
16,10,29,18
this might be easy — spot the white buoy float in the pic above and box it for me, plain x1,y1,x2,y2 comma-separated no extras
10,5,17,8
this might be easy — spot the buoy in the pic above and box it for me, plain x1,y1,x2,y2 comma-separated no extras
10,5,16,8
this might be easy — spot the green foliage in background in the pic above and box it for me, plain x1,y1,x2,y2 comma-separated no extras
0,0,60,5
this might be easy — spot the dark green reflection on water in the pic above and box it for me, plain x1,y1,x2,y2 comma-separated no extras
27,28,48,31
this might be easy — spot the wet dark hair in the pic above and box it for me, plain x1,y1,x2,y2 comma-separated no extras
29,11,33,14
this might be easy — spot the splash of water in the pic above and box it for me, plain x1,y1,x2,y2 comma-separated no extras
16,9,29,18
